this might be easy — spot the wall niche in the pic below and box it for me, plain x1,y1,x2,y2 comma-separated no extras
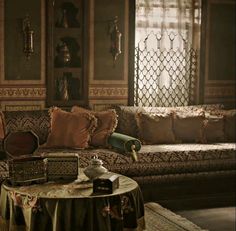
46,0,88,107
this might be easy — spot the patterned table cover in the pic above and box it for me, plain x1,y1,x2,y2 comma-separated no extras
0,172,145,231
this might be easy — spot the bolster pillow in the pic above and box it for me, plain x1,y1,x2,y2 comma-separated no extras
108,132,141,161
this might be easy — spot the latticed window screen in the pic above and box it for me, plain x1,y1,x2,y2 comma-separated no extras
134,0,201,107
134,32,197,107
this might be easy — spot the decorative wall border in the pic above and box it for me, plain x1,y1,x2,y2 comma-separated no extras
89,86,128,99
0,86,46,99
0,0,45,85
204,85,236,98
0,100,45,111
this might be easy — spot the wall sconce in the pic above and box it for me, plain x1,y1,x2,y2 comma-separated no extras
22,15,34,60
108,16,122,66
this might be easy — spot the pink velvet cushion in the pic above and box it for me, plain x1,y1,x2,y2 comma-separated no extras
44,107,97,149
71,106,118,147
173,110,205,143
136,112,175,144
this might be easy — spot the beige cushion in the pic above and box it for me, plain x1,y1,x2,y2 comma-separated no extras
173,110,205,143
215,109,236,142
204,113,225,143
207,109,236,142
44,107,97,149
136,112,175,144
113,105,144,138
71,106,118,147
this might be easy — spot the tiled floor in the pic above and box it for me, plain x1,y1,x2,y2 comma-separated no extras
175,207,236,231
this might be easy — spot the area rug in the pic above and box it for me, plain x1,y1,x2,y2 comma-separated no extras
145,202,208,231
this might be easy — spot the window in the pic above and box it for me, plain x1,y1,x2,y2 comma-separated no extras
134,0,201,106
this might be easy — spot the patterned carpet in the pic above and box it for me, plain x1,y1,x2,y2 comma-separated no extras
145,202,208,231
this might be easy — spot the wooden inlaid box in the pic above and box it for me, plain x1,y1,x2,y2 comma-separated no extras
93,172,119,194
45,154,79,181
3,131,47,185
8,156,47,186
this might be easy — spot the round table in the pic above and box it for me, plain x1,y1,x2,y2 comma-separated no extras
0,172,145,231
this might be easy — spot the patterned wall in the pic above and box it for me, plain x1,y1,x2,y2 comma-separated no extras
88,0,129,110
201,0,236,108
0,0,129,111
2,0,234,111
0,0,46,111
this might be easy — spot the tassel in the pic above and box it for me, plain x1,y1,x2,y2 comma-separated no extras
131,144,138,162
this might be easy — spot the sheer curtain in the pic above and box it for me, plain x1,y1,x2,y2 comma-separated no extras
135,0,201,107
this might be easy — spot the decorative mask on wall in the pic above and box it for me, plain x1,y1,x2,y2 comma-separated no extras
108,16,122,66
22,15,34,60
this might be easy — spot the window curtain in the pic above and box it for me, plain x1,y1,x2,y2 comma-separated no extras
135,0,201,107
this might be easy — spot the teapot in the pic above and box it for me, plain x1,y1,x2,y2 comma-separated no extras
84,155,108,180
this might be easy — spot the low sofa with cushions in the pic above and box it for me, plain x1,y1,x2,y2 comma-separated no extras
0,104,235,209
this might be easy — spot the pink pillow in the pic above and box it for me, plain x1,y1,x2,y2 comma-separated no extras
71,106,117,147
44,107,97,149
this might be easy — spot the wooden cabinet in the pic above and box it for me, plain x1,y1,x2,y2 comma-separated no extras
46,0,87,107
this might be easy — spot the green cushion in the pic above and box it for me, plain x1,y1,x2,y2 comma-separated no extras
108,132,142,161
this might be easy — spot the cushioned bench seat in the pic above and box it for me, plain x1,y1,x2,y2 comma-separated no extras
1,143,235,185
1,106,235,208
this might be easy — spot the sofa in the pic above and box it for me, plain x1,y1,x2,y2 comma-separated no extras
0,104,236,209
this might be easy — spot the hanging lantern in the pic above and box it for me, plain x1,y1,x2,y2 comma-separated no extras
22,15,34,60
109,16,122,66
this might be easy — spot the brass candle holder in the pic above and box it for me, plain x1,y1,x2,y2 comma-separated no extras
22,15,34,60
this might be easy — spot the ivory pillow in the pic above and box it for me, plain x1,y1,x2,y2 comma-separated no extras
44,107,97,149
173,110,205,143
136,112,175,144
71,106,118,147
